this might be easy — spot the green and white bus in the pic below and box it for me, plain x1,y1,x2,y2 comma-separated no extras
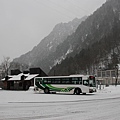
34,75,96,94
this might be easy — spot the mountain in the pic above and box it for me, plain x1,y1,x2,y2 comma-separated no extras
49,0,120,75
13,16,87,73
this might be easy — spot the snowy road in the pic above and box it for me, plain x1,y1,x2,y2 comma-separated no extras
0,86,120,120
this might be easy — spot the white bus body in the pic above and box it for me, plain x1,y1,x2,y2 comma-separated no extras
34,75,96,94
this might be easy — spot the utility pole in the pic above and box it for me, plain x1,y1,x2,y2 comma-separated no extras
115,64,119,86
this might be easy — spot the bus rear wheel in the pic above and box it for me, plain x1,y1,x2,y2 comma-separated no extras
74,88,81,95
44,87,50,94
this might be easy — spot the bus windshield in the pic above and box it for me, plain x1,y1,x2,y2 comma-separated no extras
89,79,96,87
83,76,96,87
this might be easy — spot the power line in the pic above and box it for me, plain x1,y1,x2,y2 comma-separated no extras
35,0,75,20
66,0,90,15
48,0,83,18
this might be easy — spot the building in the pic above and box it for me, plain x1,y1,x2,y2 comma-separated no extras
0,67,47,90
96,69,120,85
0,66,4,80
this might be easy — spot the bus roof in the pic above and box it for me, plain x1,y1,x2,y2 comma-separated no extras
35,75,94,79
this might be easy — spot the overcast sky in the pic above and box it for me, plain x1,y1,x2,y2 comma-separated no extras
0,0,106,63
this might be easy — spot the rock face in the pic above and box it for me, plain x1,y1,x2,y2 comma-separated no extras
49,0,120,75
14,0,120,76
13,16,87,73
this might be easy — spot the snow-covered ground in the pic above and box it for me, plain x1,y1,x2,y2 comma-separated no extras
0,85,120,120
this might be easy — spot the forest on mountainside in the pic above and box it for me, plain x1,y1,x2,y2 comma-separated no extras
49,25,120,76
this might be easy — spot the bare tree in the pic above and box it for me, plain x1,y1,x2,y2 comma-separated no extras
1,57,11,76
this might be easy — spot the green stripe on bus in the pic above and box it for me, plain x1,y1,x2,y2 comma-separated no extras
46,84,74,92
35,82,44,90
46,84,63,91
36,82,75,92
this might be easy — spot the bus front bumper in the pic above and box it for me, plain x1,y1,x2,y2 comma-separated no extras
89,88,96,93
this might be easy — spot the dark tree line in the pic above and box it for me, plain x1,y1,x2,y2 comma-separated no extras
49,20,120,76
48,0,120,76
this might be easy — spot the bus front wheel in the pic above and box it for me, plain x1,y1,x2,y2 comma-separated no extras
74,88,81,95
44,87,50,94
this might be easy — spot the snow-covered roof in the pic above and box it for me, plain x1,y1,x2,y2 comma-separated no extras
25,74,39,80
1,75,15,81
1,78,5,81
1,73,38,81
8,73,29,81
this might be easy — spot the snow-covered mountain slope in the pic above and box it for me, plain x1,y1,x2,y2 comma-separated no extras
13,16,87,73
49,0,120,75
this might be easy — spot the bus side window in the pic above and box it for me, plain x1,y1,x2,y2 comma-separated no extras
79,77,82,84
71,80,76,84
43,78,47,84
35,78,39,84
54,78,60,84
61,78,65,84
40,80,42,84
79,81,82,84
47,78,51,84
72,77,78,84
76,77,82,84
